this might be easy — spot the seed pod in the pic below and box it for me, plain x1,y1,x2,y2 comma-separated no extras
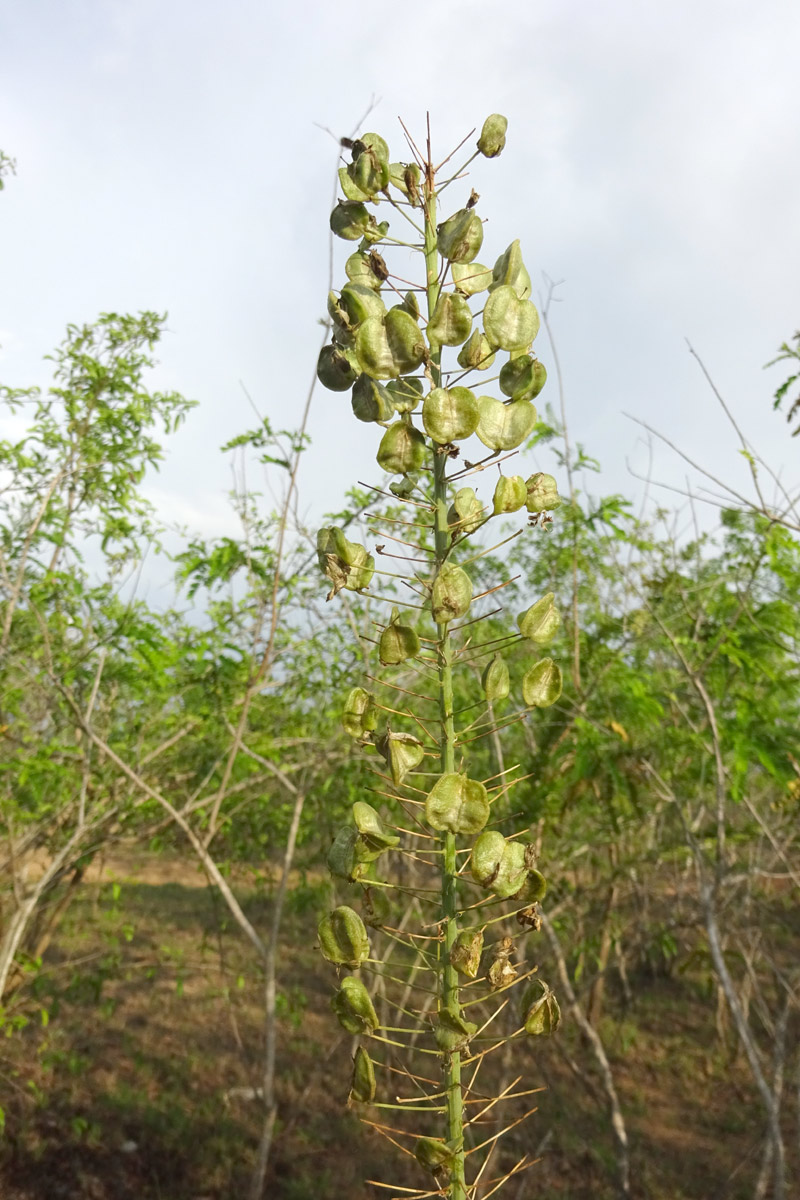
499,355,547,402
351,375,394,423
396,290,420,320
482,653,510,702
422,387,479,444
348,144,390,199
316,344,360,392
342,687,378,739
338,283,387,329
457,329,495,371
516,867,547,904
425,772,489,836
471,830,528,898
492,474,527,514
377,421,426,476
476,396,538,451
520,979,561,1036
431,564,473,624
414,1138,455,1174
345,251,383,291
330,200,378,242
435,1008,478,1052
477,113,508,158
375,730,425,786
427,292,473,347
448,486,484,535
389,472,420,498
379,606,420,665
352,802,400,855
349,1046,376,1105
385,376,423,414
387,161,421,205
327,826,369,881
518,592,561,645
338,166,370,203
452,261,493,296
360,131,390,161
318,906,370,968
483,285,540,351
522,658,563,708
450,929,484,979
356,309,426,379
331,976,379,1036
437,208,484,264
490,239,532,300
488,935,518,989
525,472,561,512
316,527,374,599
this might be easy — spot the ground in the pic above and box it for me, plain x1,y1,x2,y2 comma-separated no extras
0,851,794,1199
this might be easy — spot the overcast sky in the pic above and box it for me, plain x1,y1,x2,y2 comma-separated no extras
2,0,799,596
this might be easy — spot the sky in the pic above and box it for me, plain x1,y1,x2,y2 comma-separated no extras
1,0,799,598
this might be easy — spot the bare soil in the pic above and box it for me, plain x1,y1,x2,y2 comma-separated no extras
0,853,795,1199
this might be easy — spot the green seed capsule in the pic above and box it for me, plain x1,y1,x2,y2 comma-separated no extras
490,239,532,300
331,976,379,1036
476,397,538,451
425,772,489,836
525,472,561,512
422,386,479,443
452,261,493,296
522,658,563,707
483,285,540,351
342,687,378,739
349,1046,376,1104
520,979,561,1036
492,475,527,514
352,801,400,855
379,606,420,665
427,292,473,347
499,355,547,402
477,113,508,158
318,906,370,968
482,653,510,702
448,486,484,535
375,730,425,786
457,329,495,371
431,564,473,624
471,831,528,899
450,929,484,979
352,374,394,423
437,208,484,263
518,593,561,645
377,421,426,476
330,200,377,242
316,344,360,392
385,376,423,413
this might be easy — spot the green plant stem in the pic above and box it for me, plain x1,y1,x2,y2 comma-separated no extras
424,165,466,1200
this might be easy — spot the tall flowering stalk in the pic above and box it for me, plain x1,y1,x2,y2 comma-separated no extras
316,115,563,1200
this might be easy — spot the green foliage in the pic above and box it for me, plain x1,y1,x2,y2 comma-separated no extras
765,330,800,436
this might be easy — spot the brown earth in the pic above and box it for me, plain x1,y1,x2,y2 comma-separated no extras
0,853,795,1200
